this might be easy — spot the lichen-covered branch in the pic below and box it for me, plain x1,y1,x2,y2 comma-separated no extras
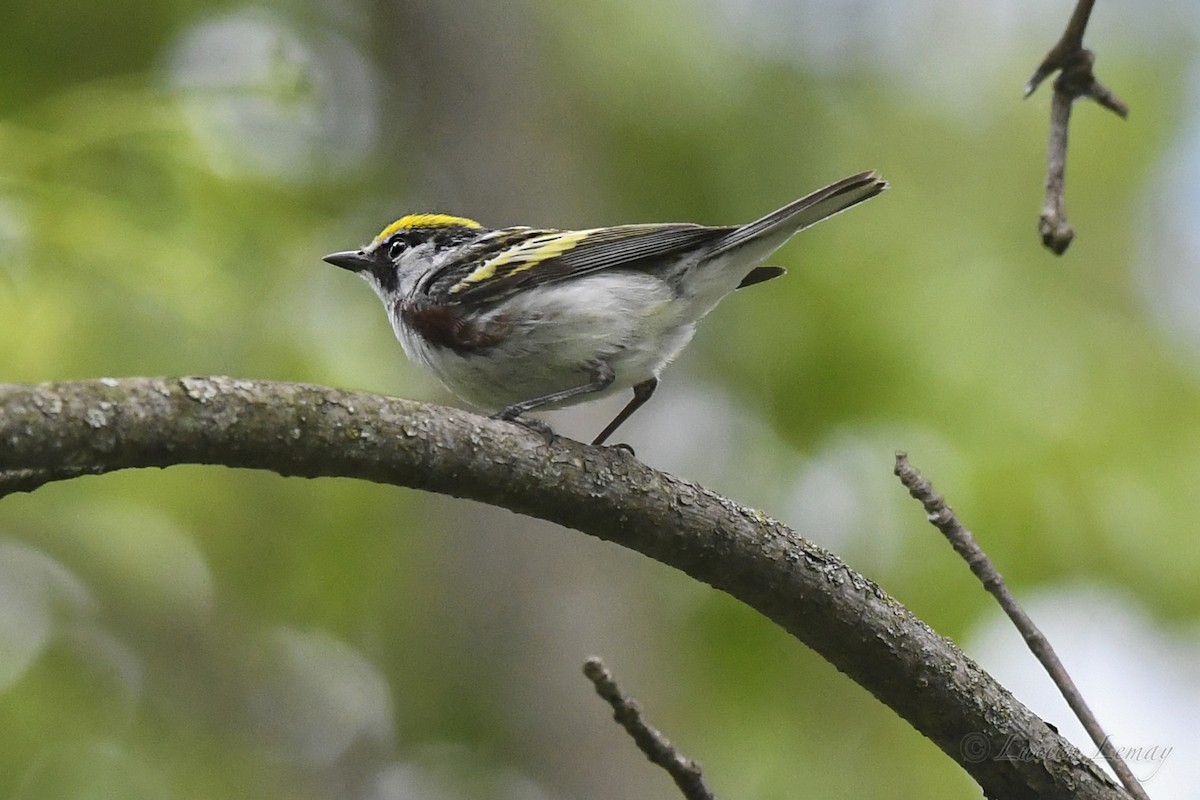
0,377,1127,800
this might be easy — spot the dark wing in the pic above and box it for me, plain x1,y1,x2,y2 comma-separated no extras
432,223,733,304
709,171,886,257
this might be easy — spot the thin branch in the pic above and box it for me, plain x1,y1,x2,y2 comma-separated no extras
583,658,713,800
0,377,1129,799
1039,90,1077,254
1026,0,1128,255
1024,0,1096,97
894,453,1149,800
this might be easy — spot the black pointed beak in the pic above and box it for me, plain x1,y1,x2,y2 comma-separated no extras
322,250,373,273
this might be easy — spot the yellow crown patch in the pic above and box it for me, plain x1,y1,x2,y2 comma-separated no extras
374,214,482,243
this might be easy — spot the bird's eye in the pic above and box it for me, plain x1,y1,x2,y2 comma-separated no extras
387,238,408,260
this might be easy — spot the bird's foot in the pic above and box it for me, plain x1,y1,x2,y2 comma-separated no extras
492,411,557,444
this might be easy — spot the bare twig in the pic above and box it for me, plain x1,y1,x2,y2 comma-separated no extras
1039,90,1077,254
583,658,714,800
1026,0,1128,255
1025,0,1097,97
894,453,1149,800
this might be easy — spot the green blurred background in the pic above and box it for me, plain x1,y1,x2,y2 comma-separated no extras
1,1,1197,798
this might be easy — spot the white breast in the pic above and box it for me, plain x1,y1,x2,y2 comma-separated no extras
395,272,698,410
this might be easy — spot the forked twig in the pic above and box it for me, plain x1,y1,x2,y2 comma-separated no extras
1026,0,1128,255
894,453,1150,800
583,657,714,800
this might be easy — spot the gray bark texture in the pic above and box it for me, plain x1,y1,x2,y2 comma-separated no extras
0,377,1128,800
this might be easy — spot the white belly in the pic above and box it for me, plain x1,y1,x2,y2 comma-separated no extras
397,272,700,410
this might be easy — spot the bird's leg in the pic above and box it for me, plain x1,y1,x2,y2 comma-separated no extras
492,363,617,441
592,378,658,447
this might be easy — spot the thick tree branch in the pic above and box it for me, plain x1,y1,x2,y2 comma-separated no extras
0,377,1127,799
0,465,98,498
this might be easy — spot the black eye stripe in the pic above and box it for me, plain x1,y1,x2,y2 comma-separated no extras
372,259,400,293
387,237,408,259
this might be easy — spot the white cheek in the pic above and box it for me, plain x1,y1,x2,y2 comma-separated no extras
358,271,383,296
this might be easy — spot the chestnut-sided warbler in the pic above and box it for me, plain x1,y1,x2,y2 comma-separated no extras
324,171,886,446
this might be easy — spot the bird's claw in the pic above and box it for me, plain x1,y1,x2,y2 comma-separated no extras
492,413,557,444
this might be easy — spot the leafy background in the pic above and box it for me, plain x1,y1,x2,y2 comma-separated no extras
1,1,1197,798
